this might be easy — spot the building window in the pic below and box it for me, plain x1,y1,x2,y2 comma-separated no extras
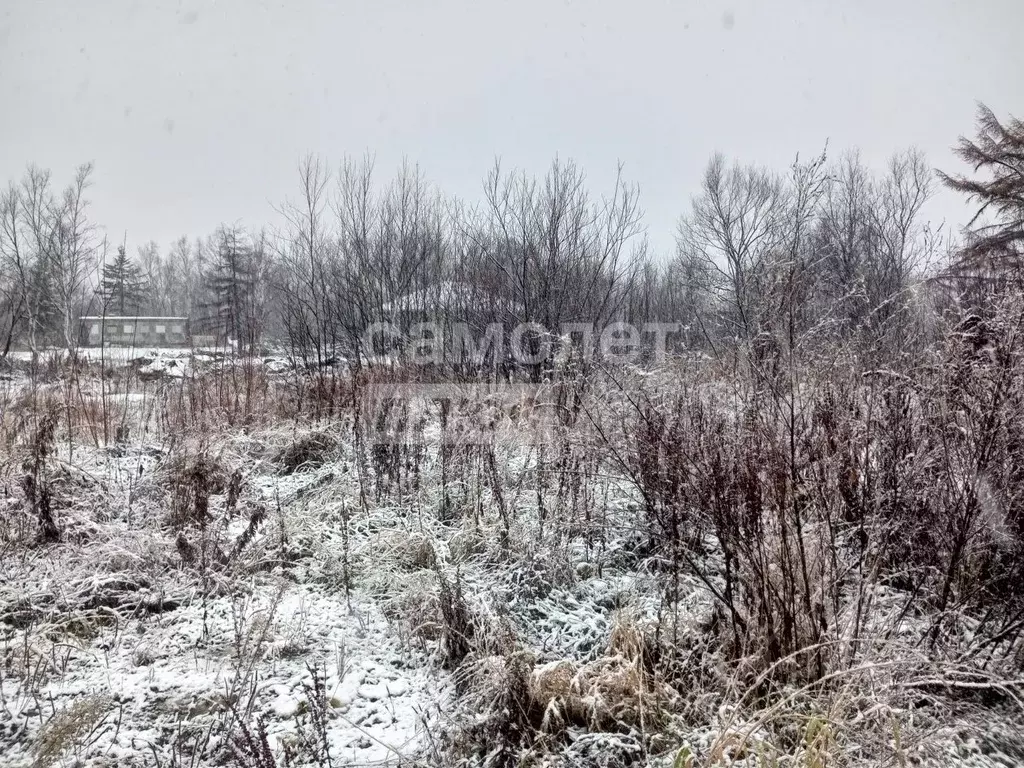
123,324,134,334
106,325,118,336
172,324,183,334
155,324,166,334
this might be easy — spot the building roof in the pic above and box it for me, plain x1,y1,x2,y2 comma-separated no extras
79,316,189,322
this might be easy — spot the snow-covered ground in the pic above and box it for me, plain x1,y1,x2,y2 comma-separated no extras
2,367,1024,767
1,581,442,766
2,347,305,384
0,382,640,764
8,347,224,363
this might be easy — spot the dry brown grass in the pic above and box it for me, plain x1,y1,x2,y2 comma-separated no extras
31,694,113,768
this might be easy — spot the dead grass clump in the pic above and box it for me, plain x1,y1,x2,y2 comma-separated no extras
376,555,488,649
447,650,539,768
530,611,679,735
0,492,35,551
379,574,445,641
174,501,268,577
161,448,232,497
31,693,113,768
447,611,682,767
529,659,579,733
17,473,57,544
438,569,474,670
274,430,339,474
448,526,488,564
45,464,110,531
569,654,678,732
378,530,438,571
3,407,63,545
507,545,577,601
161,447,232,529
151,444,269,577
2,385,62,435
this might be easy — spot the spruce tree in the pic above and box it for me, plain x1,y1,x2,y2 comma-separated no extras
204,226,256,354
100,245,148,315
28,255,59,345
939,104,1024,278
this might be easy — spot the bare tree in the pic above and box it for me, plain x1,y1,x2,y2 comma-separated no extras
816,151,875,333
132,240,162,314
478,157,646,376
0,182,29,356
48,164,99,352
335,157,450,361
677,154,787,342
13,167,62,352
0,165,99,354
661,247,715,349
861,149,933,357
772,148,833,351
168,236,202,317
247,228,274,351
277,154,337,367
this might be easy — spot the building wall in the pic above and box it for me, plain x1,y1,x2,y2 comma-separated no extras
80,319,191,347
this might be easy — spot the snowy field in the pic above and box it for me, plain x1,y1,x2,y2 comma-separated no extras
7,347,228,363
1,354,1024,767
2,347,304,384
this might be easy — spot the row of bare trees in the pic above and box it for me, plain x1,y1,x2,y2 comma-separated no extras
0,170,274,355
641,147,940,360
273,154,648,377
1,103,1019,365
271,144,942,373
0,164,97,355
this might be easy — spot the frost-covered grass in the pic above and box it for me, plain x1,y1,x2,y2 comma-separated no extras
2,353,1024,767
0,436,447,767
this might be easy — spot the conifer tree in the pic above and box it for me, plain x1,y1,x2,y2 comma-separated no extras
204,226,257,354
939,104,1024,279
100,244,148,315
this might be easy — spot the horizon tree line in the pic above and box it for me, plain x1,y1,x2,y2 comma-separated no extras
0,103,1020,364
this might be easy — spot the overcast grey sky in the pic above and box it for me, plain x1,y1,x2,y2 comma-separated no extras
1,0,1021,257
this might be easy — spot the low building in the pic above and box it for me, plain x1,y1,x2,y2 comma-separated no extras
79,316,191,347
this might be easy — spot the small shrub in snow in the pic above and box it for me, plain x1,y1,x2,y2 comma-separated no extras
274,430,339,474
